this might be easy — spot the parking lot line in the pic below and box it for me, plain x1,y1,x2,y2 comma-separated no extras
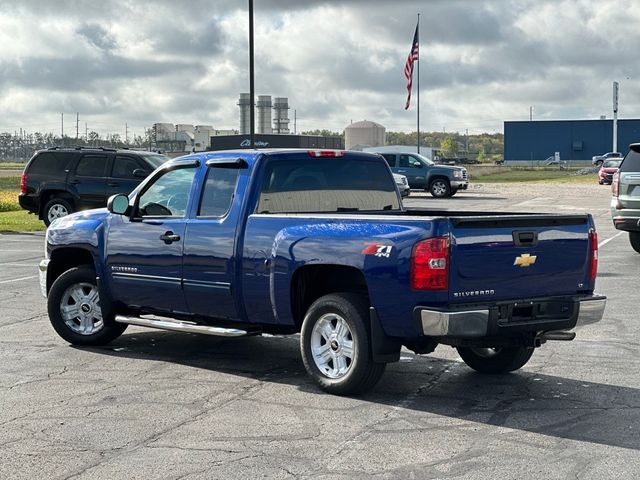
598,231,624,249
0,275,38,284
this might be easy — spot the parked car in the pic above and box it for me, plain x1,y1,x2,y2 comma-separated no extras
592,151,621,166
611,144,640,253
40,149,605,395
378,152,468,197
19,147,169,226
598,158,622,185
392,173,411,197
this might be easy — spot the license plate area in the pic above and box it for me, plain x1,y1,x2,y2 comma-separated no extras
497,299,575,325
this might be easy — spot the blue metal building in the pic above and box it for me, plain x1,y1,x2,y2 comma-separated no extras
504,119,640,162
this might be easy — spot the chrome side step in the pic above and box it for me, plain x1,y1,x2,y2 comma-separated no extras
115,314,249,337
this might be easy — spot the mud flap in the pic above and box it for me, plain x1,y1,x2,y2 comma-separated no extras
369,307,401,363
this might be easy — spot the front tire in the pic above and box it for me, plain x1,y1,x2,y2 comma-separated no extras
630,232,640,254
429,178,451,198
43,197,73,227
47,266,127,345
300,293,385,395
456,346,534,374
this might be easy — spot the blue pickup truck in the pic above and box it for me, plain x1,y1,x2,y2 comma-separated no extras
40,149,606,394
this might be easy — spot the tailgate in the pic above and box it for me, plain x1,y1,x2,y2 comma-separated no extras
448,215,592,303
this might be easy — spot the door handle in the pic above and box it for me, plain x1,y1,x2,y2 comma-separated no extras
108,182,119,187
397,170,406,173
69,180,80,184
160,231,181,244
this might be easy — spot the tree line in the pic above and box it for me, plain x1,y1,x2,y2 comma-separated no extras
302,129,504,161
0,130,154,162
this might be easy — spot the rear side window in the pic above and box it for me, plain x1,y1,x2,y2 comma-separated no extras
198,167,239,217
381,154,396,167
28,152,73,174
257,157,400,214
76,155,107,176
619,150,640,173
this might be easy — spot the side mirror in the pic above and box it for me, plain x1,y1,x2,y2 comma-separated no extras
413,162,423,168
133,168,149,178
107,194,130,215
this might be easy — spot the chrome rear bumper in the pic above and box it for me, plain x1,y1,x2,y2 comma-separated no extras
418,295,606,337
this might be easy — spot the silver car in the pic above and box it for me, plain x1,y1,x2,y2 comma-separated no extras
593,151,622,166
611,144,640,252
393,173,410,197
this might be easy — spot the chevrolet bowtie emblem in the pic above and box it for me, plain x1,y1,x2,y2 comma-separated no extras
514,253,537,267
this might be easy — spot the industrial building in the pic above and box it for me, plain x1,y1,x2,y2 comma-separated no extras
504,119,640,163
209,133,343,151
152,123,238,153
238,93,290,135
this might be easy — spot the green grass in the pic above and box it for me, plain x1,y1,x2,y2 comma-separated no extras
0,162,25,169
0,210,44,232
469,167,596,184
0,176,20,190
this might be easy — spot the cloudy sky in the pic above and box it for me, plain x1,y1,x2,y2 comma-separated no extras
0,0,638,138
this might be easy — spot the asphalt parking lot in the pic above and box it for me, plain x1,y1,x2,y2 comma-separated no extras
1,183,638,479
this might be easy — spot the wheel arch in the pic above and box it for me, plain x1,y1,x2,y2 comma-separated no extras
39,190,77,219
290,264,370,330
47,247,96,294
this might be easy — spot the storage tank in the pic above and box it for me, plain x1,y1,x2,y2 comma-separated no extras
344,120,385,150
238,93,251,135
273,97,290,134
256,95,272,134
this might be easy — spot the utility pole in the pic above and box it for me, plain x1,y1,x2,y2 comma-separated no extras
85,122,88,140
61,113,64,139
125,123,129,144
465,128,469,157
529,106,533,121
76,112,79,139
294,109,297,134
248,0,255,148
613,81,619,153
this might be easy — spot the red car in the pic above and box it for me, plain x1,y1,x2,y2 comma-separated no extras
598,158,622,185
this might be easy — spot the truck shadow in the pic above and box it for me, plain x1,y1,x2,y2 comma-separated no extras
82,331,640,452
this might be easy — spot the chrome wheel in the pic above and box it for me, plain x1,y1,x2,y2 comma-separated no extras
310,313,354,379
47,203,69,223
430,179,450,197
470,347,502,358
59,282,104,335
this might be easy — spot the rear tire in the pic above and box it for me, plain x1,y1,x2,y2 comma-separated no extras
43,197,73,227
456,346,534,374
429,178,451,198
47,266,127,345
630,232,640,254
300,293,385,395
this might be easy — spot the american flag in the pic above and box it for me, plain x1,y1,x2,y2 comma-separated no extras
404,23,419,110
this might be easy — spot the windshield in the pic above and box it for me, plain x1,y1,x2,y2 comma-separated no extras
603,159,622,168
412,153,434,165
140,153,170,168
257,157,400,214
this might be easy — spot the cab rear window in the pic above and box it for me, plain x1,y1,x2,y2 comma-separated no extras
257,157,399,214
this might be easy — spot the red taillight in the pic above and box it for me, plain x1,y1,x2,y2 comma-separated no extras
308,150,345,158
611,172,619,196
411,237,449,290
589,228,598,281
20,173,27,194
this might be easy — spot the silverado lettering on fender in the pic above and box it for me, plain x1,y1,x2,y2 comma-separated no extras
40,149,606,395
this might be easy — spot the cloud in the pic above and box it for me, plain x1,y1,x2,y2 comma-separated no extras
0,0,639,137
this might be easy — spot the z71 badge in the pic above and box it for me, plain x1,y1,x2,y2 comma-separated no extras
362,244,393,258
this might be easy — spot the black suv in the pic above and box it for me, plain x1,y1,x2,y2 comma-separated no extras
19,147,169,226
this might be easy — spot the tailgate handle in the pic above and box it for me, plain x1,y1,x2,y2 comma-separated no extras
513,230,538,247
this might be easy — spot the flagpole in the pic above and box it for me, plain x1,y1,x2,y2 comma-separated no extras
416,13,420,154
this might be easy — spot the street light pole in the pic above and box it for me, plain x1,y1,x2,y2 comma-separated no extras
249,0,255,148
613,81,619,153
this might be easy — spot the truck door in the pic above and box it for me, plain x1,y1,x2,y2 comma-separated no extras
105,162,198,313
68,153,111,209
398,154,425,188
182,160,245,320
